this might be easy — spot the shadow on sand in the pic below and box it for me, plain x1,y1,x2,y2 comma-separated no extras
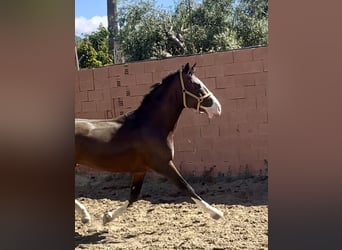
75,172,268,207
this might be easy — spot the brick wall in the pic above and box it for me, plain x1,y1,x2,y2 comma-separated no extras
75,46,268,176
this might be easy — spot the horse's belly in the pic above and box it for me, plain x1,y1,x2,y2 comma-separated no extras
75,139,147,173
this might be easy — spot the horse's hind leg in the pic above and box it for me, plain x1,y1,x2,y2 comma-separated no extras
102,172,146,224
75,199,91,224
154,160,223,220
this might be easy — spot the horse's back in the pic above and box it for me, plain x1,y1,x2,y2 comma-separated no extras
74,117,149,173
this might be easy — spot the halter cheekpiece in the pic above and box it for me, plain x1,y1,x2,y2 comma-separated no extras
179,70,212,112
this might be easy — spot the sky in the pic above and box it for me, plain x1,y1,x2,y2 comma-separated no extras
75,0,178,36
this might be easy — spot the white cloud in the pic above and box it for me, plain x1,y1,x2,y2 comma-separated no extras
75,16,108,36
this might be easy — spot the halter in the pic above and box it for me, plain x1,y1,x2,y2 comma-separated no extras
179,70,212,112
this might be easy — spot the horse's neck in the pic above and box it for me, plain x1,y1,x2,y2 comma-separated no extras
135,85,183,136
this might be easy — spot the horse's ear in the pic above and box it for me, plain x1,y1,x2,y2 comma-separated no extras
190,63,197,74
182,63,190,74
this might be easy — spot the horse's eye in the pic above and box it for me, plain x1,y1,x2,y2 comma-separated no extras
194,83,201,90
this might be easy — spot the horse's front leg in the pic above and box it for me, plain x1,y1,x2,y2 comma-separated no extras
102,172,146,224
75,199,91,224
154,160,223,220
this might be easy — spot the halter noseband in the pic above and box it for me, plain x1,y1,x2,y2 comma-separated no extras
179,70,212,112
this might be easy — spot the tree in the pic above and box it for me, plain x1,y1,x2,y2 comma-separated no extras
76,25,113,69
234,0,268,47
110,0,268,62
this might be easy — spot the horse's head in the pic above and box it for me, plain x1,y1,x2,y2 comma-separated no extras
179,63,221,118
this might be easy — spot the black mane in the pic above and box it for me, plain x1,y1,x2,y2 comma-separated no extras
139,70,179,106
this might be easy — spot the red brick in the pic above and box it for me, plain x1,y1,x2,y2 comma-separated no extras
173,150,185,164
219,99,238,112
216,75,235,89
162,58,184,71
181,125,201,140
135,72,153,85
193,137,214,150
96,100,112,111
129,84,150,97
200,124,219,138
182,151,201,164
106,110,113,119
204,65,225,77
88,89,104,101
251,159,266,171
128,62,145,75
244,85,266,98
194,66,206,78
78,69,93,82
81,101,97,112
239,146,259,163
263,60,268,72
253,47,268,61
152,71,165,83
103,90,111,101
233,73,256,87
231,110,248,123
233,48,254,62
79,79,94,91
208,112,233,126
201,77,216,91
257,147,268,161
195,53,215,67
75,91,88,102
175,139,195,152
224,61,264,75
108,64,125,77
93,67,109,80
236,98,257,110
252,135,268,148
110,87,129,98
144,60,162,73
177,162,199,175
120,75,136,86
94,78,110,90
123,96,140,109
247,110,268,124
219,124,238,137
109,76,120,88
75,101,82,113
227,86,245,99
258,123,269,135
79,111,105,119
254,72,268,85
192,113,210,126
213,88,230,100
214,50,233,65
256,95,268,109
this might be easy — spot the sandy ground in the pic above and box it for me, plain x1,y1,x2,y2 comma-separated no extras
75,171,268,250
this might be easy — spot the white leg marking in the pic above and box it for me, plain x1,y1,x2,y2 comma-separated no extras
102,200,129,225
192,198,224,220
75,199,91,224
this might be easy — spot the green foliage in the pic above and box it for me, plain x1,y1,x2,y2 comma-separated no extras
76,25,113,69
234,0,268,47
117,0,169,61
77,0,268,65
116,0,267,62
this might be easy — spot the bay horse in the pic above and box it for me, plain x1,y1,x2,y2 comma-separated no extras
75,63,223,225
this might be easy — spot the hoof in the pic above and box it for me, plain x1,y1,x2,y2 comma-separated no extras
210,210,224,220
81,216,91,224
102,212,113,225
